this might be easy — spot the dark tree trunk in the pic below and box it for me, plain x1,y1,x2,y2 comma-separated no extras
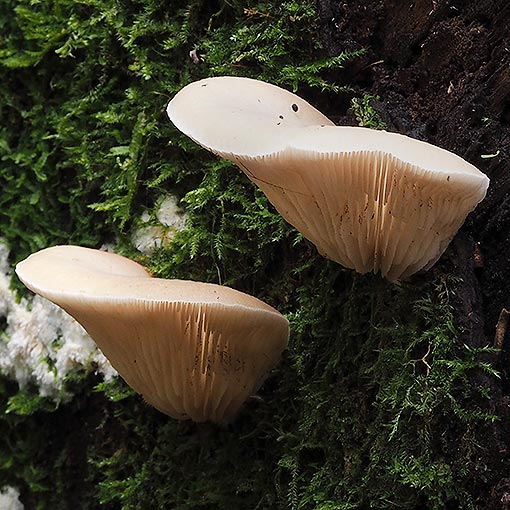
317,0,510,506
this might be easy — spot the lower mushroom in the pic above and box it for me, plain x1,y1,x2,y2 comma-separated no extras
15,245,289,423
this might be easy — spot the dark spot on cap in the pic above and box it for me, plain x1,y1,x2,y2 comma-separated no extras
279,115,284,119
201,84,208,87
292,103,299,112
277,122,281,126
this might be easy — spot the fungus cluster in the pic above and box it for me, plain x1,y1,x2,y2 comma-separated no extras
167,76,489,281
16,246,289,423
14,78,490,424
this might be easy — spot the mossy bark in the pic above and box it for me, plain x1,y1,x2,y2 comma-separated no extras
1,0,509,508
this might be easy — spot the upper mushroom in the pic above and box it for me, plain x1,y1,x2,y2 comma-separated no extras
167,76,490,281
15,245,289,423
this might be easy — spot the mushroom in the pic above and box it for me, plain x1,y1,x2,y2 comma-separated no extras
15,245,289,423
167,76,489,281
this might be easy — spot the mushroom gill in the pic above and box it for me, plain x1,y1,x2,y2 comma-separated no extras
167,76,489,281
15,245,289,423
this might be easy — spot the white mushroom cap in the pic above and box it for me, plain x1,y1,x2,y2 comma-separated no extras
15,245,289,423
167,77,489,281
166,76,334,157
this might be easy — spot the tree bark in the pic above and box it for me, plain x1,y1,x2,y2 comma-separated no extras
317,0,510,505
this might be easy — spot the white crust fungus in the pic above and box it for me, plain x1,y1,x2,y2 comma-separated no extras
0,240,115,398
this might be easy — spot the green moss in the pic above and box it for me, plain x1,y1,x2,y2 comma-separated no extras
0,0,361,261
0,269,497,509
0,0,499,508
5,387,56,416
351,94,387,130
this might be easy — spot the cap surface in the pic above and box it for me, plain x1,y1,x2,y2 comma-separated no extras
167,76,334,158
16,246,289,422
167,77,490,281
